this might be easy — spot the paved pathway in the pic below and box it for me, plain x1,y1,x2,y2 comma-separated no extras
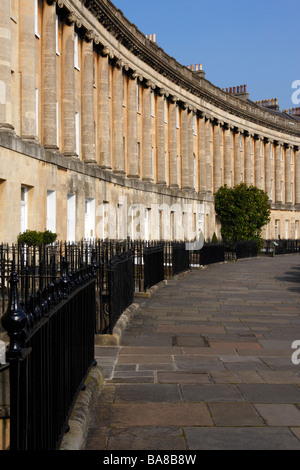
85,255,300,450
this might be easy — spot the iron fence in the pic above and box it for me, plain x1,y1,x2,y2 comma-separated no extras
143,244,164,291
263,239,300,256
1,251,97,450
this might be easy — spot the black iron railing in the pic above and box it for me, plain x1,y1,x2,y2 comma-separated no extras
263,239,300,255
143,244,164,291
190,243,226,266
103,251,135,335
1,257,97,450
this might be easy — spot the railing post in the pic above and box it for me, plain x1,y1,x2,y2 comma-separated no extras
1,271,31,450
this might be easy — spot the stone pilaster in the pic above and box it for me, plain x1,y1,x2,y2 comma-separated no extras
295,147,300,205
156,92,166,184
169,98,178,187
265,139,272,200
181,105,190,190
275,141,283,203
188,109,195,189
213,120,222,192
234,129,241,185
62,20,76,156
285,145,292,204
20,0,36,140
199,115,206,192
142,82,153,181
112,59,125,174
205,116,213,193
244,132,252,186
0,0,13,131
127,72,139,178
224,125,232,186
97,50,111,169
81,37,95,163
41,0,57,148
254,135,263,189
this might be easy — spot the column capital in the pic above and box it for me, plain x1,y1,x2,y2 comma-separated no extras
145,79,156,90
102,46,114,59
275,140,284,146
266,137,274,144
85,30,95,42
223,122,234,131
204,113,213,122
158,88,169,97
255,134,264,141
169,95,179,103
115,58,124,69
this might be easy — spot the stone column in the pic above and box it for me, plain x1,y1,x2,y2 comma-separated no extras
199,115,206,193
224,124,232,186
127,72,139,178
41,0,57,148
285,145,292,204
181,105,190,189
213,120,222,192
254,135,263,189
81,35,95,163
142,82,153,181
234,129,241,185
62,19,76,156
156,91,166,184
295,147,300,205
188,109,195,189
0,0,12,130
112,59,125,174
244,132,252,185
275,141,283,203
20,0,36,139
97,49,111,169
205,116,213,193
265,139,272,200
169,97,178,187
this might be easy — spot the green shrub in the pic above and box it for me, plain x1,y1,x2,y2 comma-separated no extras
214,183,271,251
18,229,57,246
212,232,218,243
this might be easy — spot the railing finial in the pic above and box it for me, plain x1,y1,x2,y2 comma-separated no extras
1,271,28,358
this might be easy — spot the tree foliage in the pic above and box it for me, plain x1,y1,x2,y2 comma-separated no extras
18,229,57,246
214,183,271,248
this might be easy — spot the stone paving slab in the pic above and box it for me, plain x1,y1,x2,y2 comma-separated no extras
183,427,300,450
84,255,300,451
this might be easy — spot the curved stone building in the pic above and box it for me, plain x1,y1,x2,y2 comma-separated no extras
0,0,300,242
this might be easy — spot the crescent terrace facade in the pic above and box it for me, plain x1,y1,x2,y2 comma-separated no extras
0,0,300,243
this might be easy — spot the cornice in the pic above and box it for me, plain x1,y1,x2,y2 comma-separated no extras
64,0,300,138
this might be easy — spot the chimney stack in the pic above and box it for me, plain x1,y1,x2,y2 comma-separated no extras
224,84,249,101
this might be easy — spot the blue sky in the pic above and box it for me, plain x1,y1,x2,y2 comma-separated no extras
112,0,300,111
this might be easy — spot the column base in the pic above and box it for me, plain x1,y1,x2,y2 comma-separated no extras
0,123,15,134
127,174,140,179
99,165,112,171
21,135,39,143
113,169,126,175
64,152,78,158
44,144,59,151
84,159,98,165
142,177,154,183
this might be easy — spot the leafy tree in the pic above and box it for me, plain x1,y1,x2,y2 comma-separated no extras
214,183,271,250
